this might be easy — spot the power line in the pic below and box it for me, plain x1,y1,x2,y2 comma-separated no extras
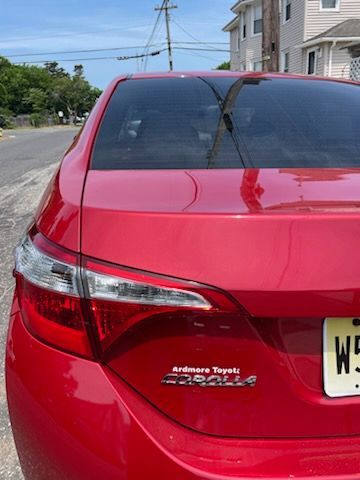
13,49,167,65
172,19,222,51
152,15,166,47
175,49,224,63
4,41,227,60
142,0,166,70
12,46,233,65
173,47,231,53
13,55,135,64
117,49,166,61
144,14,165,70
5,44,166,59
172,41,229,45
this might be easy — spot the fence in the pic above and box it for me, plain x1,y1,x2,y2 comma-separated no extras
350,56,360,81
10,115,57,128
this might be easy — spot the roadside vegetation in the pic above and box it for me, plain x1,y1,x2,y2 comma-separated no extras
216,61,230,70
0,57,102,128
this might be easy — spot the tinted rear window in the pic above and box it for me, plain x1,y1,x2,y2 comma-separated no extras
91,76,360,169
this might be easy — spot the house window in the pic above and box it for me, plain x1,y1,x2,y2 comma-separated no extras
307,49,317,75
252,5,262,35
239,62,246,71
240,12,247,40
283,0,291,22
282,0,291,23
320,0,340,10
252,60,263,72
282,51,290,72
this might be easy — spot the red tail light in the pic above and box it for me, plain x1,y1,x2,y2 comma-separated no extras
14,228,238,358
83,258,238,354
14,228,92,358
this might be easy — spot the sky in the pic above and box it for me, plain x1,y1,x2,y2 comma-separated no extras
0,0,234,88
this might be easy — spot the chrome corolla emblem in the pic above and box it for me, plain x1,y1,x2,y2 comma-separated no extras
161,366,257,387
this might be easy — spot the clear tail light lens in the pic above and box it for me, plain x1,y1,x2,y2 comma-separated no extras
14,231,92,358
86,270,211,308
14,229,237,358
15,236,79,295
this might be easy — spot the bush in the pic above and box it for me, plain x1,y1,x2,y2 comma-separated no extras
51,113,60,125
0,111,14,128
0,108,13,128
0,114,7,128
30,112,46,128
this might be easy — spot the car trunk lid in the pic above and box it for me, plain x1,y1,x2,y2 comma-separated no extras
81,168,360,438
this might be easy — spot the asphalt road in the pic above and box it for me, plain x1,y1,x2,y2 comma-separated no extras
0,127,79,479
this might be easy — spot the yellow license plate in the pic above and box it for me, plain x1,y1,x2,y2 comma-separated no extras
323,317,360,397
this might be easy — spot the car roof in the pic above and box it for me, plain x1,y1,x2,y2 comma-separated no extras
104,71,360,90
120,71,303,81
110,71,358,85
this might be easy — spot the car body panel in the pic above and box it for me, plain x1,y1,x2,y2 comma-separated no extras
6,299,360,479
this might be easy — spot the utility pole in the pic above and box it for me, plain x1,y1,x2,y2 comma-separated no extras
155,0,177,71
262,0,280,72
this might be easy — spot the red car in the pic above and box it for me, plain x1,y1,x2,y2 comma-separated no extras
6,72,360,479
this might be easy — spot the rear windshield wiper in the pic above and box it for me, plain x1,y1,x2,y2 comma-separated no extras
199,77,251,169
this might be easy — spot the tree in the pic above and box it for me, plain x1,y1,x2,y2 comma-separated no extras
216,61,231,70
73,64,84,78
44,61,69,78
52,74,100,122
0,56,102,123
0,83,8,108
24,88,48,113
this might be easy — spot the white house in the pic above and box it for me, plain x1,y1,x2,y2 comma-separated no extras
223,0,360,79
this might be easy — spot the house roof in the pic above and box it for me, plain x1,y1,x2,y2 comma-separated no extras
340,40,360,55
231,0,256,14
311,18,360,40
299,19,360,48
223,16,240,32
223,0,256,31
231,0,243,12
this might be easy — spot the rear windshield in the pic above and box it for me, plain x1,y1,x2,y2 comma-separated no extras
91,76,360,169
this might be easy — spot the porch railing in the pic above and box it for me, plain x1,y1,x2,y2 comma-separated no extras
350,56,360,81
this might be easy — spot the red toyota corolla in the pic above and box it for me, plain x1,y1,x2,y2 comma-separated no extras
6,72,360,479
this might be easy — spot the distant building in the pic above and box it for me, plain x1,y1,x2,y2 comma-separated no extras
223,0,360,79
